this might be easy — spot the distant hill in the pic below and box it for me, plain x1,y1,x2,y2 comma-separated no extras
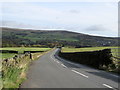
2,27,118,47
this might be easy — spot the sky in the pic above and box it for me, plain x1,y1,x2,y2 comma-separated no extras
0,0,119,37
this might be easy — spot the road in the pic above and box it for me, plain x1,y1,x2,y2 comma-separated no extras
21,48,119,89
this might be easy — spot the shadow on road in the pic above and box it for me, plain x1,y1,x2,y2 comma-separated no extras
55,53,120,83
86,71,119,83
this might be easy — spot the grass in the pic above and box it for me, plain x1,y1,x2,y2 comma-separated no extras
62,46,118,52
2,51,51,89
2,55,31,88
2,53,16,60
111,48,120,58
1,47,52,89
0,47,51,54
1,47,51,60
62,46,119,58
0,78,2,90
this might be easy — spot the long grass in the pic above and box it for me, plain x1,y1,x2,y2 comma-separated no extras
2,51,50,89
1,47,52,89
2,55,31,88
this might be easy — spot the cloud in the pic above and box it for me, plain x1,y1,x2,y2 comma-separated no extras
1,21,36,29
0,0,119,2
69,10,80,14
1,2,118,37
85,25,108,31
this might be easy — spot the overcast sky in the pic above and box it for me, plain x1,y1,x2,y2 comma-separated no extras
0,0,118,37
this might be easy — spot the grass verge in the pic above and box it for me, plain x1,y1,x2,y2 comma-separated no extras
2,48,52,89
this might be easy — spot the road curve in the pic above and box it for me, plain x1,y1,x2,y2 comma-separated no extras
20,48,119,89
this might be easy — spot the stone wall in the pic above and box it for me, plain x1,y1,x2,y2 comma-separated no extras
0,50,18,53
58,49,112,69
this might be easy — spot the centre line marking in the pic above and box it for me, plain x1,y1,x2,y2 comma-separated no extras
50,54,57,61
57,61,60,63
71,70,88,78
103,84,114,89
50,54,54,59
61,64,67,68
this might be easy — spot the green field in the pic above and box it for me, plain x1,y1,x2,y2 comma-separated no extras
62,46,119,58
1,47,51,59
2,27,118,47
1,53,16,60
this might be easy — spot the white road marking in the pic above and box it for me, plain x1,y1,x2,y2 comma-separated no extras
71,70,88,78
50,54,56,61
50,54,61,64
61,64,67,68
103,84,114,89
111,74,119,78
50,54,54,59
58,57,81,67
57,61,60,63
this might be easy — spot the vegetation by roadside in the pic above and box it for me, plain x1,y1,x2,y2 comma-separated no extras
1,47,51,89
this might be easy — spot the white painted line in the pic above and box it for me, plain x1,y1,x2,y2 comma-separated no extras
61,64,67,68
60,58,80,67
103,84,114,89
57,61,60,63
52,59,55,61
111,74,119,78
50,54,54,59
71,70,88,78
50,54,56,61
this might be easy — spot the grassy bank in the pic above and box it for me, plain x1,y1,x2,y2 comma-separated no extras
1,47,51,89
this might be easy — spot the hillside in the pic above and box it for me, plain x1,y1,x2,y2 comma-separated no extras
2,27,118,47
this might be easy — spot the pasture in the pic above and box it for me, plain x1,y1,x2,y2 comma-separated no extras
62,46,119,58
0,47,51,59
0,47,51,53
2,53,16,60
